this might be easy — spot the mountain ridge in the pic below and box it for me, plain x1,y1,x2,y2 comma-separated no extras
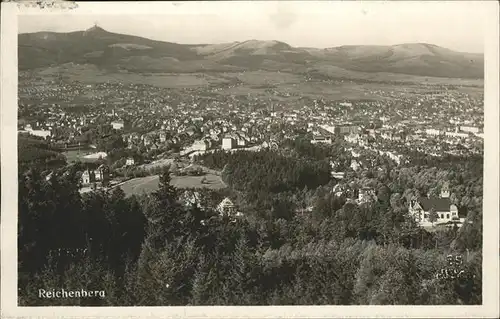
18,27,484,79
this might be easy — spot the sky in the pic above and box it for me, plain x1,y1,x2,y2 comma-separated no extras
17,1,486,53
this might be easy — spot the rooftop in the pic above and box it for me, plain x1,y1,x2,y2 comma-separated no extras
417,197,453,212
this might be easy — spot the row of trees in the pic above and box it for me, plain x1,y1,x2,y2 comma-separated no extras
221,151,331,194
18,135,67,171
18,167,147,276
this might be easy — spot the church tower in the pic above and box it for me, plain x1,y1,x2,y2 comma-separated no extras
441,183,450,198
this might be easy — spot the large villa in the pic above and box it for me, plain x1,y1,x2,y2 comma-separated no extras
408,186,467,228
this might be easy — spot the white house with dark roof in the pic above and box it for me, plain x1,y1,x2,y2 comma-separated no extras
408,188,465,227
409,197,459,227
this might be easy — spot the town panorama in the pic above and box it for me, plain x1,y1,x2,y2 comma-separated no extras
17,24,484,306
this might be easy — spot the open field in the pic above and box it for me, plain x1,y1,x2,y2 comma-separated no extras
213,80,483,102
118,173,226,197
63,150,85,163
36,64,231,88
220,70,304,85
214,84,388,101
27,63,483,91
24,64,483,105
62,148,98,163
171,174,226,190
118,175,160,197
309,63,484,87
137,158,176,171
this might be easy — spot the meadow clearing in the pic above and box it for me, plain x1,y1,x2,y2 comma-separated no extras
117,173,226,197
62,148,95,163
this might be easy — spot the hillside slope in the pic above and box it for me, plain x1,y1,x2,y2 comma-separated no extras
18,27,484,79
304,43,483,78
19,26,199,71
18,135,66,168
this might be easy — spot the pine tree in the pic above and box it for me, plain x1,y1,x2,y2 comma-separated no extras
190,255,212,305
156,170,177,204
230,234,251,304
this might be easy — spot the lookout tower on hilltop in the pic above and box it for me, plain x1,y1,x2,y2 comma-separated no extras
84,22,106,35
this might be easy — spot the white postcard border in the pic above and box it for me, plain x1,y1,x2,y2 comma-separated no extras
1,1,499,318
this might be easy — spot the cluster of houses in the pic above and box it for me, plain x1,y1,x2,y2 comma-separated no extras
331,180,470,229
331,183,376,204
309,124,362,144
179,190,243,222
18,124,51,139
424,126,480,139
19,69,482,236
80,164,111,188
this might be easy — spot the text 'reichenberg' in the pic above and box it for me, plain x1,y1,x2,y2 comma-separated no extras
38,289,105,299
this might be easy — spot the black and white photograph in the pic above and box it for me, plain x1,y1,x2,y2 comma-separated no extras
1,1,499,318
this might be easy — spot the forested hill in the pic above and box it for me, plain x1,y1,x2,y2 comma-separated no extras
18,135,66,170
19,27,484,79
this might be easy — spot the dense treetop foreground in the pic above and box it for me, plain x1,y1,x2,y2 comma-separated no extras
18,139,482,306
